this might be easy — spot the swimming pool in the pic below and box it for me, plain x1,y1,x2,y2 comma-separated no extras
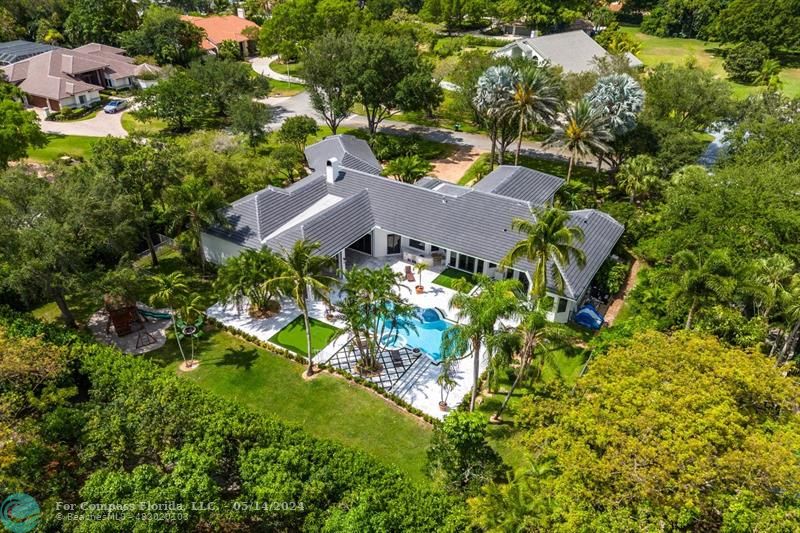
378,307,453,363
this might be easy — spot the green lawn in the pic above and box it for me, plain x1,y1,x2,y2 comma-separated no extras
477,344,589,472
268,79,305,97
145,327,433,483
274,59,305,79
268,316,340,356
27,134,97,162
121,112,167,135
621,25,800,98
432,268,477,290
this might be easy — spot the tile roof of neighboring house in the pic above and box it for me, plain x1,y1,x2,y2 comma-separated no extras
1,44,153,101
180,15,259,51
494,30,643,73
0,40,57,66
208,135,624,300
305,135,382,175
473,165,564,204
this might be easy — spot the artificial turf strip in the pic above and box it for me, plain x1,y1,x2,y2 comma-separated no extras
268,316,340,356
432,267,477,290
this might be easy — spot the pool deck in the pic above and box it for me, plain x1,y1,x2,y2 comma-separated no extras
207,255,486,419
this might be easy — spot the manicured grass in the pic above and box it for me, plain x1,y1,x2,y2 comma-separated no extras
274,59,305,79
268,79,305,97
268,316,340,357
26,134,97,162
145,328,433,483
477,344,589,472
432,268,477,290
121,112,167,135
621,25,800,98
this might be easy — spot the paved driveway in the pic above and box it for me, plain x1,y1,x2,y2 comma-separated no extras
35,107,128,138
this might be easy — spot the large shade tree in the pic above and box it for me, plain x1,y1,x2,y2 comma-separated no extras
303,31,359,135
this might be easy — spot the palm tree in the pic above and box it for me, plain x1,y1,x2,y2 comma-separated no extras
501,206,586,299
777,275,800,363
474,66,518,171
546,99,613,182
503,66,560,165
163,176,229,267
491,299,570,420
383,155,433,184
149,272,190,364
269,240,338,377
617,154,659,203
668,249,736,330
178,293,205,367
213,248,286,316
442,276,521,411
752,254,795,319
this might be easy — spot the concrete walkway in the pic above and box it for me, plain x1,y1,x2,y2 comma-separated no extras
251,55,304,84
35,107,128,137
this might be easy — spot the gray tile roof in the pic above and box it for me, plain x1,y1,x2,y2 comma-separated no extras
305,135,381,175
494,30,643,73
474,166,564,204
207,135,624,300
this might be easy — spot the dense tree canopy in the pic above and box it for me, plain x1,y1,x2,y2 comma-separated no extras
120,6,204,66
470,331,800,531
63,0,138,46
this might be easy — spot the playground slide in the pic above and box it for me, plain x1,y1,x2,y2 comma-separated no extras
137,308,172,320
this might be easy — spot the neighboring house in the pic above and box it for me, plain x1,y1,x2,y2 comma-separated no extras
0,40,57,66
1,43,158,111
201,135,624,323
181,11,259,58
493,30,643,74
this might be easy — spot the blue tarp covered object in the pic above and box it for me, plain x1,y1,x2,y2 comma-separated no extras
574,304,604,330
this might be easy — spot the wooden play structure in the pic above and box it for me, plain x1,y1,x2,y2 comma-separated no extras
103,294,158,349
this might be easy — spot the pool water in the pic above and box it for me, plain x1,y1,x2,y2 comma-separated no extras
378,307,453,363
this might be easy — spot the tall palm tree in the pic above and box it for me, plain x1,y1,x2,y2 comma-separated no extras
503,66,560,165
546,99,613,182
491,299,570,421
474,65,518,171
778,275,800,363
752,254,795,319
163,176,229,267
668,249,736,330
441,276,521,411
501,206,586,299
149,272,190,364
269,240,338,377
617,154,659,203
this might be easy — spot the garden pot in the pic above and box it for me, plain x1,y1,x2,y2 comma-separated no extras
416,286,424,294
438,401,448,412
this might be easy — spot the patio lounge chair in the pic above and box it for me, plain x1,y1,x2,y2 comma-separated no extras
405,265,415,282
389,349,405,368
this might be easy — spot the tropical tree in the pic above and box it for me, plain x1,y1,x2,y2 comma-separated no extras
546,99,613,182
503,66,561,165
213,249,287,316
501,206,586,299
437,353,458,409
668,249,737,330
149,272,190,364
616,154,659,203
474,65,518,170
336,265,415,373
163,176,229,267
751,254,795,319
383,155,433,184
778,275,800,363
586,73,645,171
177,293,205,367
441,276,521,411
269,240,338,376
490,299,570,420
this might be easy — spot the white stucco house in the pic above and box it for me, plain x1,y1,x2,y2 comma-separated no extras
201,135,624,323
